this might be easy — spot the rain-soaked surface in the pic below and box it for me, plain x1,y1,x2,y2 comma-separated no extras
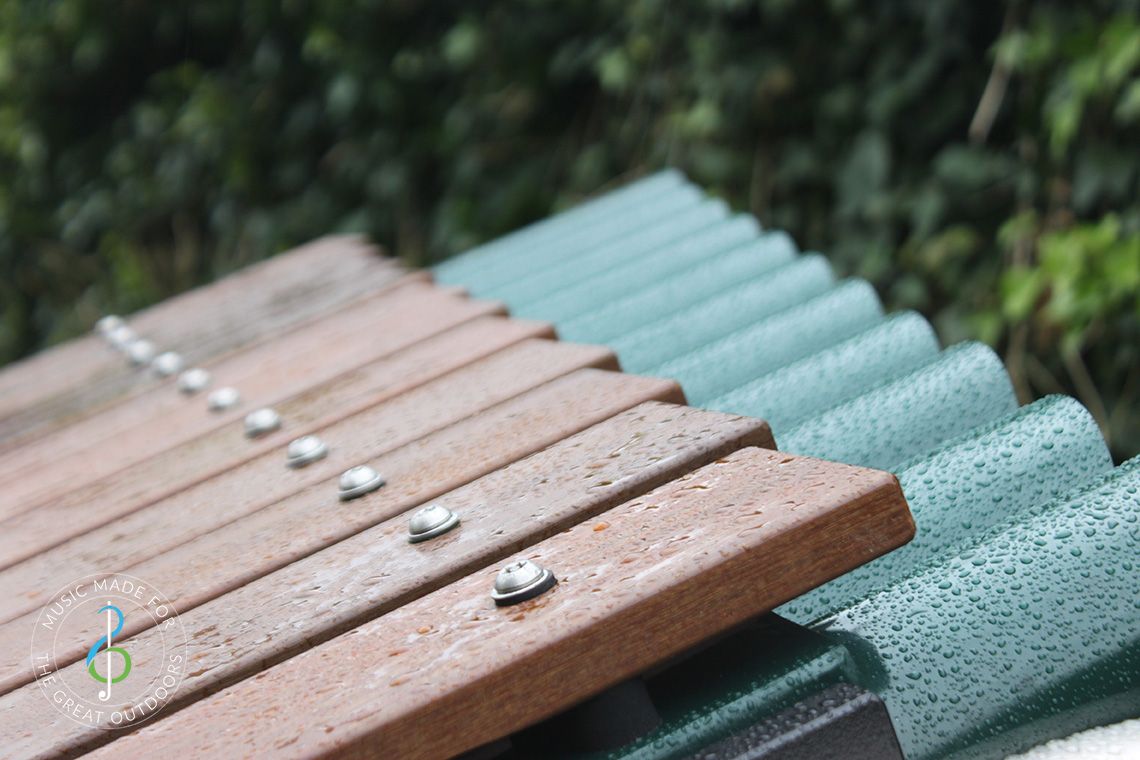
76,447,910,759
610,254,835,374
828,455,1140,760
708,310,940,432
0,369,680,698
513,216,775,324
0,281,496,523
601,414,1135,760
779,341,1017,470
0,316,551,567
0,337,611,629
556,231,798,345
783,394,1114,623
652,280,885,404
0,235,404,439
6,168,1136,760
1,401,770,758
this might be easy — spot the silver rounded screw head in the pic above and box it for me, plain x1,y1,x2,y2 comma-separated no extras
490,559,557,606
285,435,329,469
407,504,460,543
151,351,184,377
338,465,385,501
244,408,282,439
108,325,137,350
126,339,156,366
207,386,241,412
178,368,211,395
95,315,123,336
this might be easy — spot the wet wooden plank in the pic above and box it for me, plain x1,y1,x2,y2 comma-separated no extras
0,281,502,517
0,369,683,694
84,447,913,759
0,338,613,619
0,236,408,442
0,236,400,422
0,276,452,493
2,402,774,758
0,316,554,564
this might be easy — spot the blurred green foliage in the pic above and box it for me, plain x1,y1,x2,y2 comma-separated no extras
0,0,1136,458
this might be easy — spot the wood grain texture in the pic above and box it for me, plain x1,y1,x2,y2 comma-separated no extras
0,235,407,444
0,369,683,695
0,274,441,492
2,402,773,758
0,316,555,575
0,337,611,625
0,281,503,526
89,447,913,759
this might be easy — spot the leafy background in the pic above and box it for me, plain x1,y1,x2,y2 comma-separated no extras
0,0,1137,460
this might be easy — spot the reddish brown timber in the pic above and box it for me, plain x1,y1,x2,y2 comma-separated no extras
0,316,554,570
85,447,913,759
1,402,775,758
0,235,408,443
0,281,500,517
0,369,683,694
0,337,611,619
0,276,451,495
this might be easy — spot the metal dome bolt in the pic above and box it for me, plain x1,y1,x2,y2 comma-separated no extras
95,315,123,337
207,386,241,412
107,325,137,351
407,504,460,543
126,339,156,366
178,368,212,395
151,351,184,378
338,465,385,501
285,435,329,469
244,408,282,439
490,559,557,606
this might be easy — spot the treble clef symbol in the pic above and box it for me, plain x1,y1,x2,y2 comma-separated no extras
85,602,131,701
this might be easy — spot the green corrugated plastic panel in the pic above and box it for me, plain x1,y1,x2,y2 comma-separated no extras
479,199,731,303
434,170,691,284
777,341,1018,470
706,311,940,431
610,255,835,373
440,181,704,291
599,622,854,760
599,400,1130,760
652,279,884,405
556,232,799,344
514,216,773,322
780,395,1114,624
823,454,1140,760
517,225,793,325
